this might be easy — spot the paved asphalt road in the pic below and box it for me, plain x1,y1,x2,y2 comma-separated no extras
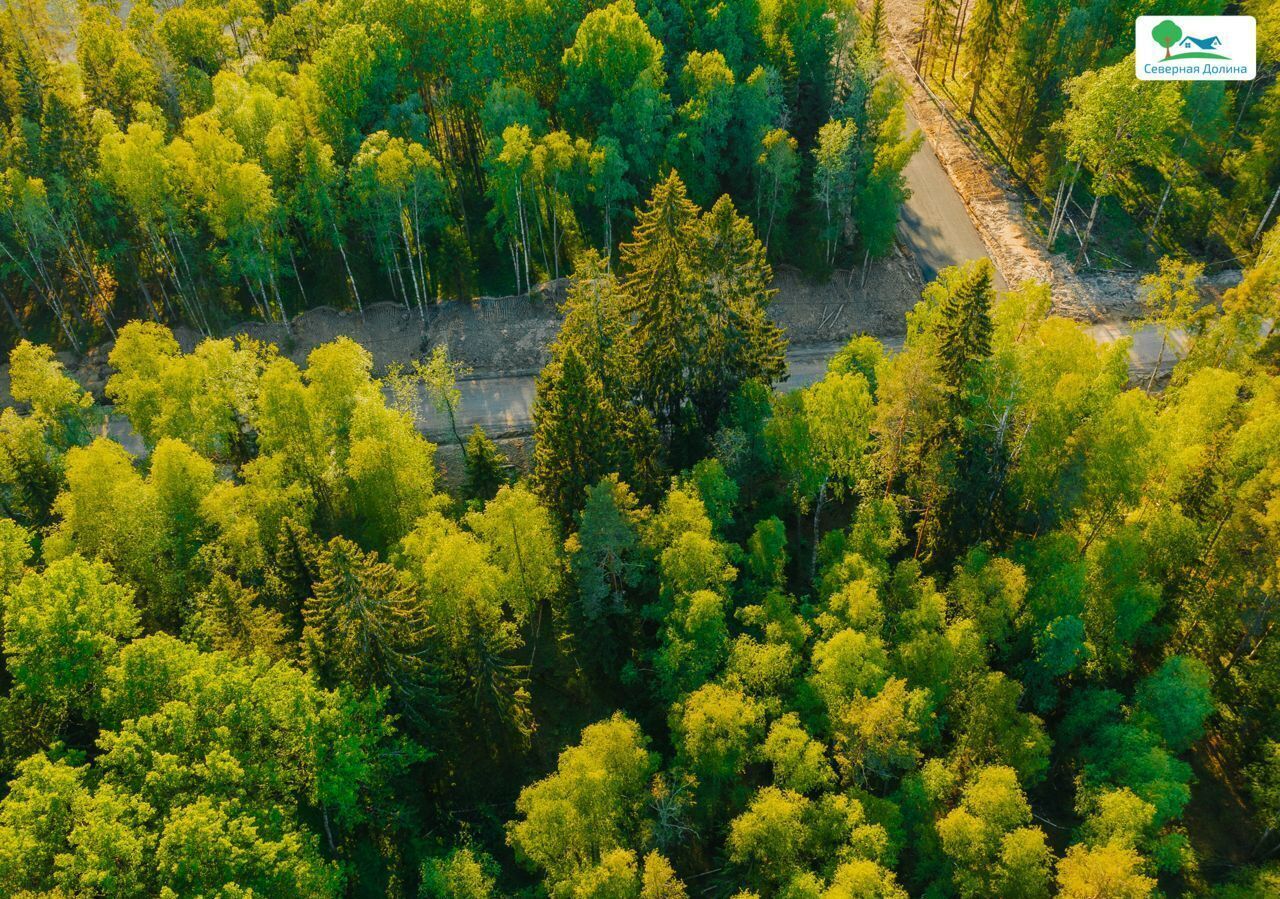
406,324,1181,445
899,106,1007,290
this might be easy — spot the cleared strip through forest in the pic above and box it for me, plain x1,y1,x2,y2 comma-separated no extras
100,325,1189,453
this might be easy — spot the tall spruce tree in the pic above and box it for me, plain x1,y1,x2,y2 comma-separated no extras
933,259,997,553
623,173,786,458
936,259,995,400
463,426,510,504
689,194,786,431
532,251,660,524
533,348,631,525
302,536,431,708
622,171,703,437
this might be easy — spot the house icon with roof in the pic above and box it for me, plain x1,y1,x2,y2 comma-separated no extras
1179,35,1223,50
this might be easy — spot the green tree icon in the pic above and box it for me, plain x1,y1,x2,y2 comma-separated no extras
1153,19,1182,59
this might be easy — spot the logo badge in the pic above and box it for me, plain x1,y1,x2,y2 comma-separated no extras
1136,16,1256,80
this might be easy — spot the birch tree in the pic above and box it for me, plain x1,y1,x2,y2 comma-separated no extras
1056,59,1183,257
812,119,858,266
351,131,448,317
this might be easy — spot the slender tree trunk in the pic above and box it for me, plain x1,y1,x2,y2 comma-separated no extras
0,284,25,338
244,275,269,322
1048,177,1067,245
157,235,192,328
1011,84,1032,159
913,491,934,559
1150,131,1194,245
288,245,308,307
765,176,780,250
155,271,179,322
1218,595,1277,682
445,396,465,455
1080,501,1116,554
412,188,433,306
915,7,930,72
532,185,550,281
1081,192,1102,258
948,0,971,81
1048,159,1081,248
138,278,161,320
1050,176,1068,246
1219,77,1258,167
1253,182,1280,244
550,181,561,281
321,805,336,853
515,183,532,294
1149,177,1175,245
391,245,412,312
1146,329,1168,393
257,235,291,336
332,222,363,318
603,199,614,257
168,224,207,334
398,208,425,319
968,42,990,117
811,478,829,584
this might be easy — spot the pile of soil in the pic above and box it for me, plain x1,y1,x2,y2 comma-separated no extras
169,279,569,379
772,251,922,341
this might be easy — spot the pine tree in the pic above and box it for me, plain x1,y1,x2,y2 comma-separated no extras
532,348,625,526
933,260,997,553
186,571,289,661
565,475,649,670
532,252,661,524
622,175,786,457
692,196,787,429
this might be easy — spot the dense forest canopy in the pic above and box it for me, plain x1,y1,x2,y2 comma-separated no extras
0,0,919,349
2,0,1280,897
1,161,1280,894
